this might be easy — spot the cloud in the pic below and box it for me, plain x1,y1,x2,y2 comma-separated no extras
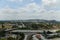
0,2,60,21
0,6,18,20
42,0,56,5
40,10,60,20
0,2,41,20
16,2,41,19
42,0,60,8
7,0,23,2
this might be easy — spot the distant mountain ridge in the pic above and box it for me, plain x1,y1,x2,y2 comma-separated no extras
21,19,60,24
0,19,60,23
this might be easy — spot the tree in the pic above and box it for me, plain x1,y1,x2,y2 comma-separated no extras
19,32,25,40
7,37,15,40
0,30,6,37
31,23,39,30
12,32,25,40
2,24,5,29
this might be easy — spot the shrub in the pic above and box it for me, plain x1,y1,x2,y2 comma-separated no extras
56,30,60,33
7,37,15,40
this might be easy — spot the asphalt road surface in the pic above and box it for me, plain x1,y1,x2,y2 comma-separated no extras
49,38,60,40
24,35,60,40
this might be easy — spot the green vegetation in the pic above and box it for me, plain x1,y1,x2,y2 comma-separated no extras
7,37,15,40
0,20,60,30
0,38,6,40
56,30,60,33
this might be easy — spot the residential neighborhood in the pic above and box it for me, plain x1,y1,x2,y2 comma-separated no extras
0,20,60,40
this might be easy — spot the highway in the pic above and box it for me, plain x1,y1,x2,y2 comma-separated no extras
10,29,59,32
5,29,60,40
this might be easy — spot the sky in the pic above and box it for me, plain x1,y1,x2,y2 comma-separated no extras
0,0,60,21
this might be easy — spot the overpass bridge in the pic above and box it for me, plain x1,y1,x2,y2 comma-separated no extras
5,28,59,33
11,30,43,32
